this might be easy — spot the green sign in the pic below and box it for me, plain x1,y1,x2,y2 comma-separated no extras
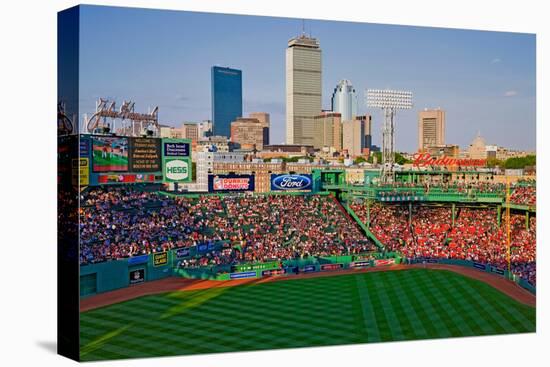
232,261,280,273
161,138,192,183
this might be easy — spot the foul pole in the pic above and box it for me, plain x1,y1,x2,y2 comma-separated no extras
506,177,511,278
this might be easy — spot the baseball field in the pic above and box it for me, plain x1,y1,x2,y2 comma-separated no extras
91,150,128,172
79,268,536,361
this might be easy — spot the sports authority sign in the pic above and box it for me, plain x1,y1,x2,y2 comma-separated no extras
161,138,192,183
412,152,486,168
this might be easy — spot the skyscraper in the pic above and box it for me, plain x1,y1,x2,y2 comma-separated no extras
286,34,322,144
342,115,372,157
331,79,358,122
230,117,268,150
211,66,243,138
181,123,199,143
418,108,445,152
299,112,341,150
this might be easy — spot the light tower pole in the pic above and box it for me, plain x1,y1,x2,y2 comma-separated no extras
366,89,413,184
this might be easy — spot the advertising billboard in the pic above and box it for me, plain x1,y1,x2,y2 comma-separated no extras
97,173,156,184
208,174,255,192
163,141,190,157
270,174,313,191
162,138,192,183
153,252,168,267
320,263,343,271
129,269,145,285
128,138,161,172
72,158,89,186
91,136,129,172
79,137,90,158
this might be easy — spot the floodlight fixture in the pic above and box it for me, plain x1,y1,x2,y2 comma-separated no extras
366,89,413,184
367,89,413,109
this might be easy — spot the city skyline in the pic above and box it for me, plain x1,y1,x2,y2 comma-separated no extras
211,66,243,137
78,5,536,152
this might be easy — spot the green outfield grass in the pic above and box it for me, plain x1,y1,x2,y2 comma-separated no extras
79,269,535,361
92,150,128,170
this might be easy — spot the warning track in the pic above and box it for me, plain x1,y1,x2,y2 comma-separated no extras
80,264,535,312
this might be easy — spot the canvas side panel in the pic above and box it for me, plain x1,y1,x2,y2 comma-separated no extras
57,5,80,361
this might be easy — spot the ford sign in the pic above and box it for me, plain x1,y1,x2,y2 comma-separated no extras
271,174,312,191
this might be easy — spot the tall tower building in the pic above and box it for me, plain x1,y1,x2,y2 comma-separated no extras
300,112,341,151
342,115,372,157
357,114,373,151
418,108,445,152
286,34,322,144
249,112,270,145
211,66,243,138
181,123,199,143
331,79,358,122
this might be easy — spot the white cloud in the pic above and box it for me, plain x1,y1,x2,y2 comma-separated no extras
491,58,502,64
504,90,518,97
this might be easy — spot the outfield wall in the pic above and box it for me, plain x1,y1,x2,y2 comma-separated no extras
173,253,403,282
81,250,402,297
406,258,536,295
80,252,174,296
79,244,212,297
81,250,535,297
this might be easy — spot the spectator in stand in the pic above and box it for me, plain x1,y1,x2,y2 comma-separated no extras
509,186,536,206
350,201,536,285
80,187,376,267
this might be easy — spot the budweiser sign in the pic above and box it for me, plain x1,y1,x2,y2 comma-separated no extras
412,152,486,168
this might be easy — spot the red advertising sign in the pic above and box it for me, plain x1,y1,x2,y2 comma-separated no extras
261,269,286,276
412,152,486,168
98,174,155,184
374,258,395,267
320,263,344,271
208,174,255,192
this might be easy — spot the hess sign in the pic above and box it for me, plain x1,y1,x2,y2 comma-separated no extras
165,159,189,181
271,174,312,191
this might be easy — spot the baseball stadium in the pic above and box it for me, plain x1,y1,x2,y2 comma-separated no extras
71,133,536,361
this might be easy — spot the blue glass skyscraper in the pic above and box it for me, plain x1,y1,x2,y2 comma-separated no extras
331,79,357,121
211,66,243,137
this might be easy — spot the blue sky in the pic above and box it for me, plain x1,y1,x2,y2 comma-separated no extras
79,5,536,152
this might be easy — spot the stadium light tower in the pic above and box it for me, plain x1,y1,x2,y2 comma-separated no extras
366,89,413,183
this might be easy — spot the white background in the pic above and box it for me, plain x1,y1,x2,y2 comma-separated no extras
0,0,547,366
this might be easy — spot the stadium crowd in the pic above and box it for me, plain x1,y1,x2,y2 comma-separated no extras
80,187,375,266
350,201,536,285
509,186,536,206
79,182,535,285
373,180,537,201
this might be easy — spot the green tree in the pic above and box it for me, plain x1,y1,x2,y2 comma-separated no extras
354,156,367,165
283,156,312,163
486,158,503,168
367,152,410,165
367,152,382,164
395,152,412,165
504,155,536,169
